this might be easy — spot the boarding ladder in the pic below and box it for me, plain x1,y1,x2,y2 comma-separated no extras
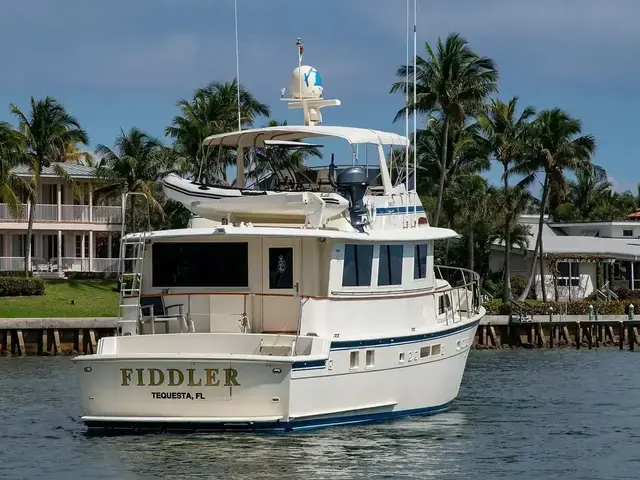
116,192,151,336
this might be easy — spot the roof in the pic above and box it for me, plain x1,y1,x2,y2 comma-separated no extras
127,224,458,243
202,125,409,148
495,222,640,260
11,162,99,179
548,220,640,227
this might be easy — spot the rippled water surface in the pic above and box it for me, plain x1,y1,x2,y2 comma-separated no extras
1,350,639,479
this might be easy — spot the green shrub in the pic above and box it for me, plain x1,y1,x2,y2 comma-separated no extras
0,277,45,297
483,299,634,316
613,286,640,300
64,271,118,281
510,275,526,298
0,271,31,278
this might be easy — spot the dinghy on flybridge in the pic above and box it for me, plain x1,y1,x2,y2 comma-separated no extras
73,40,484,433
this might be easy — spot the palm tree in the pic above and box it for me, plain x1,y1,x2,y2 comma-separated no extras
95,127,168,232
518,109,597,301
478,97,535,301
61,142,99,167
10,97,89,273
246,120,322,189
450,175,488,271
166,80,270,184
554,165,612,221
0,122,31,217
415,118,490,196
391,33,498,226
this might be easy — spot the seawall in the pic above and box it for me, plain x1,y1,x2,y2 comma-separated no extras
1,315,639,355
476,315,640,350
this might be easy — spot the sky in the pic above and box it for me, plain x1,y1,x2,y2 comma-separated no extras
1,0,639,192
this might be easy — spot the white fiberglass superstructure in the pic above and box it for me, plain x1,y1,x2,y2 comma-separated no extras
73,44,484,433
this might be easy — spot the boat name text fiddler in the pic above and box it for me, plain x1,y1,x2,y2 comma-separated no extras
120,368,240,387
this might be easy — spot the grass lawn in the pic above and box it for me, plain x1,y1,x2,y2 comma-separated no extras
0,279,119,318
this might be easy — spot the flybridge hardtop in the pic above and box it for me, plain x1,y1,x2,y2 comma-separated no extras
201,124,410,148
73,39,483,433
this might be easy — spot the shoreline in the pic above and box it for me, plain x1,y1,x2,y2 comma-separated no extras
1,315,639,355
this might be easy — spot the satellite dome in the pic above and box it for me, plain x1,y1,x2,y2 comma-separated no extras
290,65,323,99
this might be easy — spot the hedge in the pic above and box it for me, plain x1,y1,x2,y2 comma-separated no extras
64,271,118,281
0,271,31,278
483,299,635,316
0,277,45,297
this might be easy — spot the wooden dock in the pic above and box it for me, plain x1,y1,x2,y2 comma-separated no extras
0,318,117,356
475,315,640,350
1,315,639,355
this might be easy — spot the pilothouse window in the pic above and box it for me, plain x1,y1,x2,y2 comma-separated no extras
152,242,249,288
342,244,374,287
414,243,428,279
377,245,403,286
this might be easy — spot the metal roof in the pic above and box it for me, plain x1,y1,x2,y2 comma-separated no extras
203,125,410,148
11,162,99,179
495,222,640,260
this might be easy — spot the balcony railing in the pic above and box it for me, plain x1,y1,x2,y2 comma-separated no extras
0,257,119,273
0,204,121,224
0,257,25,271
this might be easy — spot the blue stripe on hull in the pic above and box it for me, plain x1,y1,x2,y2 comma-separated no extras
83,401,454,434
291,319,481,370
330,318,480,350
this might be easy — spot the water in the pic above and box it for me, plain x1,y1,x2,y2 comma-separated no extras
1,350,639,479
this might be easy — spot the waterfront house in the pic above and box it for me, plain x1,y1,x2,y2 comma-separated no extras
490,215,640,301
0,163,123,274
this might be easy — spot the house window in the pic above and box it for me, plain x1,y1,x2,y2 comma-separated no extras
413,243,428,279
377,245,403,286
152,242,249,287
557,261,579,287
623,229,633,237
75,235,89,258
0,234,3,256
12,234,35,257
342,244,374,287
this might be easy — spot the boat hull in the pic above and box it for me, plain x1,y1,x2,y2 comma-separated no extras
75,318,480,433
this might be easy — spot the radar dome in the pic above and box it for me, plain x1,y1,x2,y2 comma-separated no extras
290,65,323,99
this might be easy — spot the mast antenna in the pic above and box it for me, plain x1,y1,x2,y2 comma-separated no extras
413,0,417,191
404,0,410,225
234,0,241,131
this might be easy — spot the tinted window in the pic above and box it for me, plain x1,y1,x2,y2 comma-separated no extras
557,261,579,278
378,245,403,286
269,247,294,289
152,242,248,287
414,243,428,279
342,244,374,287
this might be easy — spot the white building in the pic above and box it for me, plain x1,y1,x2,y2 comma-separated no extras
490,215,640,301
0,163,122,274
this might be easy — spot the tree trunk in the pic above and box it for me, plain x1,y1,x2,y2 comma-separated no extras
433,120,449,227
553,260,559,302
502,168,512,302
538,176,551,302
468,218,474,272
24,197,35,276
519,174,550,301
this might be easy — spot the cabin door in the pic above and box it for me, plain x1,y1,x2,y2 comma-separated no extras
261,238,301,333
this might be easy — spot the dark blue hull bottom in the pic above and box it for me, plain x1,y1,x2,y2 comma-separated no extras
83,402,454,435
